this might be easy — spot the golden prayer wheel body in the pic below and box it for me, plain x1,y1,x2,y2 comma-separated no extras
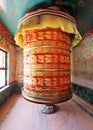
22,28,72,104
14,5,82,105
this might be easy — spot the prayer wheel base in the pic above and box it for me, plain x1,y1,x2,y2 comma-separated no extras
39,104,56,114
22,88,72,104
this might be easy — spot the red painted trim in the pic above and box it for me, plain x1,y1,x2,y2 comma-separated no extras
18,9,76,25
0,22,14,43
82,28,93,40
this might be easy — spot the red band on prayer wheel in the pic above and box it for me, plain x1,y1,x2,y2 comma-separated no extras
23,28,72,104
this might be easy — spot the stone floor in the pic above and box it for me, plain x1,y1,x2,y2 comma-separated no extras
0,94,93,130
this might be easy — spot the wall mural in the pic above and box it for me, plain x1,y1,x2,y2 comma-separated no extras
0,0,54,36
0,21,14,43
0,34,16,83
15,46,23,83
76,0,93,35
0,21,23,84
71,29,93,90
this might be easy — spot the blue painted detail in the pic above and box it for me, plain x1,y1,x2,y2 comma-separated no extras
0,0,53,36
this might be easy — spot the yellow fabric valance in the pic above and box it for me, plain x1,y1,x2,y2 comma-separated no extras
14,14,82,48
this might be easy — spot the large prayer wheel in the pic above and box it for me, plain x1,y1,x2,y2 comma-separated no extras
14,4,82,106
23,28,71,104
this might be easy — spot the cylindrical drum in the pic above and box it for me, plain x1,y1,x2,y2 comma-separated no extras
22,28,72,104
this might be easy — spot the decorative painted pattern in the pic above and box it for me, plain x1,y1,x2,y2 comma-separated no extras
14,5,82,48
0,22,14,43
71,29,93,89
0,0,93,36
0,34,16,83
0,22,23,84
18,8,76,24
23,28,71,103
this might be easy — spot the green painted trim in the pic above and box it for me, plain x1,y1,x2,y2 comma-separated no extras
71,83,93,104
